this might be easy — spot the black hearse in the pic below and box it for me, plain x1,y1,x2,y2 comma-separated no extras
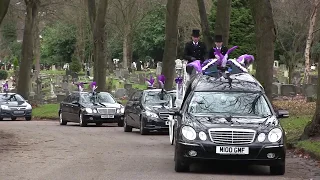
123,89,173,135
168,61,289,175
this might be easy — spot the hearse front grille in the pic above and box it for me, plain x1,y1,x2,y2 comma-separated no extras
208,128,256,145
97,108,116,115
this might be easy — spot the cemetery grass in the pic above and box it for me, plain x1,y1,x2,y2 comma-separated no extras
32,103,59,120
281,116,320,159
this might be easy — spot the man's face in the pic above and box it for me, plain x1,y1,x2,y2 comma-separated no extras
192,36,199,42
215,42,223,47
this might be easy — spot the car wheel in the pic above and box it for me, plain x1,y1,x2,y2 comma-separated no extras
174,146,189,172
96,122,103,127
0,118,3,121
11,117,16,121
123,116,132,132
118,118,124,127
140,118,148,135
270,163,285,175
25,117,32,121
59,112,67,125
79,113,87,127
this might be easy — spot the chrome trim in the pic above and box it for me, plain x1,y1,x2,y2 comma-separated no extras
178,142,200,146
96,108,116,114
264,145,284,148
208,128,256,145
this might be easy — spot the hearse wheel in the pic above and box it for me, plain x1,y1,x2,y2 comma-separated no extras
11,117,17,121
174,146,189,172
140,118,148,135
25,117,32,121
96,122,103,127
59,112,67,125
79,113,87,127
123,116,132,132
270,163,285,175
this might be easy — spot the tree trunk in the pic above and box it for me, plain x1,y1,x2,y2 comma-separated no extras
301,56,320,139
288,64,294,84
34,12,40,78
161,0,181,90
0,0,10,26
92,0,108,91
214,0,231,46
304,0,320,84
122,24,133,69
17,0,39,100
197,0,213,51
249,0,276,100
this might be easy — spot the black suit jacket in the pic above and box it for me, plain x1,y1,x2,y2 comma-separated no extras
207,46,228,59
183,41,207,63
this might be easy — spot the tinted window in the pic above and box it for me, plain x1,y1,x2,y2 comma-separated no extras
70,94,80,103
130,91,142,101
187,92,272,117
0,94,25,102
64,95,71,103
81,92,116,104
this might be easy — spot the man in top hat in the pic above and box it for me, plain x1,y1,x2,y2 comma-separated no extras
183,29,207,75
183,29,207,63
208,35,228,59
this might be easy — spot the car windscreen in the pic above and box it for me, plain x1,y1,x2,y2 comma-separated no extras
0,94,25,102
143,91,173,107
187,91,272,117
81,92,116,104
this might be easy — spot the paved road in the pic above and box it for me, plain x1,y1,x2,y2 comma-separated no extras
0,120,319,180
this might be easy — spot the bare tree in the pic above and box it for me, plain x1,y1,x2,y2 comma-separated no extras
304,0,320,84
161,0,181,90
16,0,40,99
214,0,231,46
249,0,276,100
87,0,108,91
0,0,10,26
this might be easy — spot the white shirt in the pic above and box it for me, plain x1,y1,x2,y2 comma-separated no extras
193,41,198,46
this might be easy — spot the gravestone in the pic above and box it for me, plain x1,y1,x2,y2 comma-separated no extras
138,73,146,84
280,84,296,96
115,88,127,98
303,84,317,102
156,62,162,75
292,71,302,85
56,93,66,102
124,83,132,90
272,83,281,95
310,75,318,85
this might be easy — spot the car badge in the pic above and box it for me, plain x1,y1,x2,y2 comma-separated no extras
17,107,20,110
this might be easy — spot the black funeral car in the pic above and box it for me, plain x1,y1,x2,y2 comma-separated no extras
168,69,289,175
0,93,32,121
59,91,125,127
123,89,174,135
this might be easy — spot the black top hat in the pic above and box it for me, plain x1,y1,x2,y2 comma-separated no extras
214,35,223,42
191,29,200,37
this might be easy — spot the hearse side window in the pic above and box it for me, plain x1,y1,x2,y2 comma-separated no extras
64,95,71,103
187,91,272,117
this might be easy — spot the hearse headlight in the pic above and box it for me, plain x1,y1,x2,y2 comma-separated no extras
145,110,159,118
85,108,93,113
268,128,282,143
182,126,196,141
93,109,97,113
0,105,10,110
257,133,266,142
26,103,32,110
198,131,207,141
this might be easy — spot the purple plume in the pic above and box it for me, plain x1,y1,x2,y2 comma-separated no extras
2,82,8,92
145,75,155,87
90,81,97,91
158,75,165,88
174,77,183,84
214,50,224,66
74,82,85,91
237,54,254,66
186,60,202,73
226,46,238,55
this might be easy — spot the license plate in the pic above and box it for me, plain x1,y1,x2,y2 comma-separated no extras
165,121,169,125
13,111,24,114
216,146,249,155
101,115,114,118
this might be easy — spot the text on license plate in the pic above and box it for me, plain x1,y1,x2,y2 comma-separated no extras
216,146,249,155
101,115,114,118
14,111,24,114
165,121,169,125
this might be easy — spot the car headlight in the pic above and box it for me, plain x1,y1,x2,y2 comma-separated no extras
257,133,266,142
181,126,196,141
198,131,207,141
145,110,159,118
268,128,282,143
93,109,97,113
26,103,32,110
121,107,125,113
1,105,10,110
85,108,93,113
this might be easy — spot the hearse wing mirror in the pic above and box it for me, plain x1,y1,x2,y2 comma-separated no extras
277,109,289,118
